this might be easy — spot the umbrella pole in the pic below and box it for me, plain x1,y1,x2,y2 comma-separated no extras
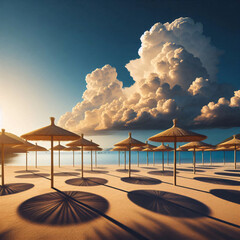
129,147,131,178
174,139,176,185
58,150,60,168
1,144,4,186
26,152,28,171
153,152,155,166
81,146,84,178
234,146,236,169
147,151,149,166
118,151,120,166
137,151,139,167
91,150,93,171
167,151,169,165
223,151,225,165
193,148,196,174
202,151,204,165
35,150,37,168
51,136,54,188
124,151,126,170
73,151,75,167
162,151,164,172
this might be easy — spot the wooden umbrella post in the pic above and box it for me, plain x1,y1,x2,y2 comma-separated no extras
26,152,28,171
35,143,38,168
167,151,169,165
118,151,120,166
223,151,225,165
124,151,126,170
147,151,149,166
91,150,93,171
153,152,155,166
234,145,237,169
162,151,164,172
73,150,75,167
51,136,54,188
137,151,139,167
1,144,4,186
193,148,196,174
81,145,84,178
174,139,176,186
129,146,131,178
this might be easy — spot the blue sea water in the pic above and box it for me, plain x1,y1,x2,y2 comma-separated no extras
3,150,238,166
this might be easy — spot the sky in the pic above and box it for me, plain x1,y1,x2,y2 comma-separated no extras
0,0,240,148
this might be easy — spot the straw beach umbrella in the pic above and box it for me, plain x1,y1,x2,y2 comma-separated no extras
181,141,211,174
28,143,48,168
67,134,98,178
0,129,24,186
111,146,128,168
115,133,145,177
83,143,101,171
142,147,154,165
143,141,156,165
94,146,102,167
219,135,240,169
63,146,80,167
154,143,173,171
21,117,79,188
50,141,66,168
149,119,206,185
13,140,35,171
131,146,143,167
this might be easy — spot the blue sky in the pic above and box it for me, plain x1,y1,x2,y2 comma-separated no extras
0,0,240,147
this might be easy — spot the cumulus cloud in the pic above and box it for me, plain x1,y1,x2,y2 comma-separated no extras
194,90,240,127
58,17,238,133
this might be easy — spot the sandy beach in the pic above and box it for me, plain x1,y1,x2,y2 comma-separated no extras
0,163,239,240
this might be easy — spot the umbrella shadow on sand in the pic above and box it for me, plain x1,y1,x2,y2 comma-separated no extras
65,177,108,186
128,190,210,218
14,170,40,173
194,177,240,186
0,183,34,196
53,172,80,177
210,189,240,204
18,190,109,225
214,172,240,177
147,170,177,176
83,170,109,174
15,173,50,178
121,177,161,185
116,169,140,173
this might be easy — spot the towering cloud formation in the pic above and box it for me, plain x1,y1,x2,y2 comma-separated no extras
59,17,239,133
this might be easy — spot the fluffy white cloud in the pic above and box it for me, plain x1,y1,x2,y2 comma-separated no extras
58,17,238,133
194,90,240,127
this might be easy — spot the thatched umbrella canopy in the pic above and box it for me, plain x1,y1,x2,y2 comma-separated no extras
83,142,101,171
215,146,233,165
67,134,98,178
131,146,143,167
50,141,66,168
0,129,24,186
180,141,210,174
13,140,35,171
21,117,79,188
111,146,128,168
143,141,156,165
149,119,206,185
63,146,80,167
114,132,145,177
28,143,48,168
154,143,173,171
218,135,240,169
93,146,102,168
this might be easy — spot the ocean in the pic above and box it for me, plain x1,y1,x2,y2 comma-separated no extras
2,150,237,166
